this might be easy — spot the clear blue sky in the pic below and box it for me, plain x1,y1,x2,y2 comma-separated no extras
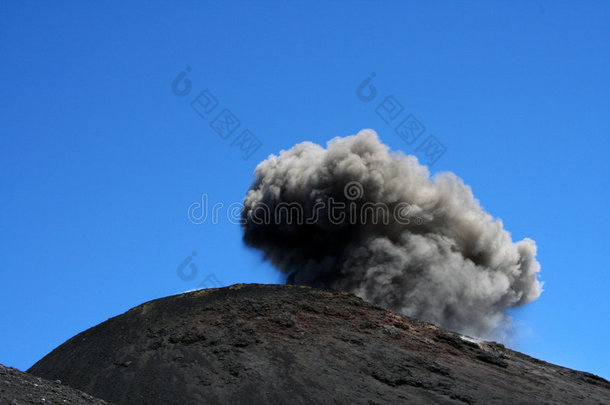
1,1,608,379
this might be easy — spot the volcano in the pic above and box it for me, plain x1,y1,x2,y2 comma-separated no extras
27,284,609,404
0,363,108,404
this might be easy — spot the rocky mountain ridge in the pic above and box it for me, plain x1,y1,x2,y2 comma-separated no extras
23,284,609,404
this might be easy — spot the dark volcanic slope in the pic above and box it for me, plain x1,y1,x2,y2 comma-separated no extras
0,363,110,404
29,284,609,405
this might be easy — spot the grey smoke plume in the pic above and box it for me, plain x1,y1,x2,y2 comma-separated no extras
241,130,542,338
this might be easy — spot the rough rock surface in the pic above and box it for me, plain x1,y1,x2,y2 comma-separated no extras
29,284,609,404
0,363,109,404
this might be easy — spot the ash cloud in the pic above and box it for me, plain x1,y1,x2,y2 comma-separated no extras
241,130,542,338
